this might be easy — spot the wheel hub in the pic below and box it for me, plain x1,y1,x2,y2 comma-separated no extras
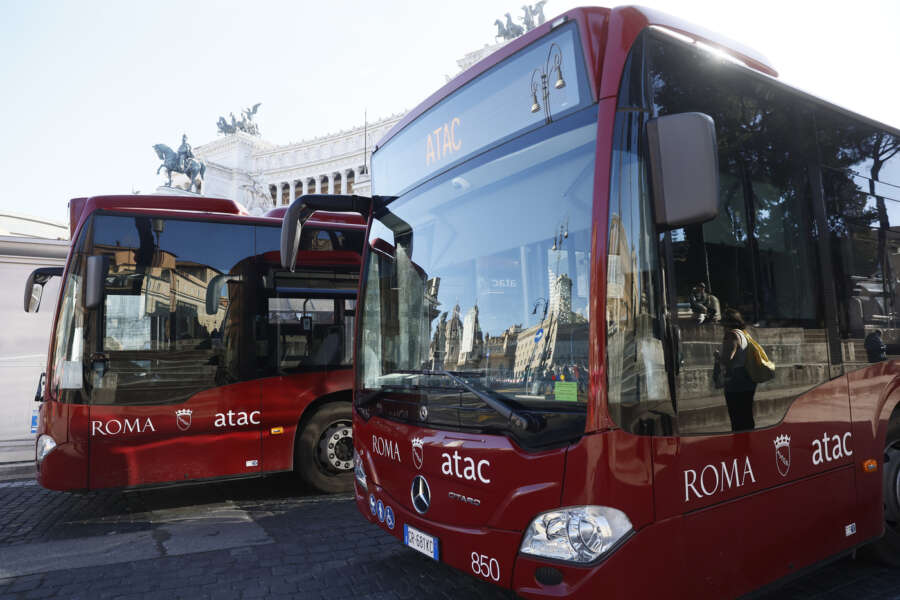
318,421,353,472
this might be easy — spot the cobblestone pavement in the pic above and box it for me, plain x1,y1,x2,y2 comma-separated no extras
0,475,896,599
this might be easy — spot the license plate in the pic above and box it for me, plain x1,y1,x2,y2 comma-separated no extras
404,524,439,561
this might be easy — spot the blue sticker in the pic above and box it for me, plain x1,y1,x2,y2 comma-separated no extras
30,410,38,434
377,499,385,523
369,494,377,515
534,328,544,343
385,506,395,530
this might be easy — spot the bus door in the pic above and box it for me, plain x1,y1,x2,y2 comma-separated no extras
86,215,261,488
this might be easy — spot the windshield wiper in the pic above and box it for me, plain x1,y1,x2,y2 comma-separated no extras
435,370,542,433
394,369,486,378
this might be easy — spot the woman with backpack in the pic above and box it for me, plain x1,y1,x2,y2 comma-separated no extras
719,308,757,432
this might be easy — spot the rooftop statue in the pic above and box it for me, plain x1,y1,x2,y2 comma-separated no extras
495,2,547,41
153,134,206,193
217,103,262,136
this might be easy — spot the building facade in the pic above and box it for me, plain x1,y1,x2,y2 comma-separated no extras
194,115,404,214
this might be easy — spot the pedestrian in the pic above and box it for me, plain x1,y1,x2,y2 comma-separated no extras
865,329,887,363
719,308,756,432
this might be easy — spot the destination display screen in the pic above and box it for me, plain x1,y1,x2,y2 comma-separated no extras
373,22,591,196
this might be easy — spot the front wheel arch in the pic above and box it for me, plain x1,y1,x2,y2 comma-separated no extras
864,415,900,565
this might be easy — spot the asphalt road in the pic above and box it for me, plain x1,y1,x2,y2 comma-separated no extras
0,474,897,599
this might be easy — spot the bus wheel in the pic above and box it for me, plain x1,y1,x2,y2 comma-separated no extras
868,420,900,566
296,402,354,494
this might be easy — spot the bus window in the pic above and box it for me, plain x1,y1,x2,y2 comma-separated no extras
606,39,673,436
49,228,87,401
269,296,346,370
90,215,255,405
264,269,358,374
819,112,900,366
650,34,836,435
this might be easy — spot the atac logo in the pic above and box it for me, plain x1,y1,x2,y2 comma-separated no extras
411,437,424,470
175,409,193,432
774,434,791,477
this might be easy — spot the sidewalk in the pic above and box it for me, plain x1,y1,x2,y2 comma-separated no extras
0,439,33,482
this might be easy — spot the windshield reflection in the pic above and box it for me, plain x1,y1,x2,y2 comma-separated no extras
359,110,597,417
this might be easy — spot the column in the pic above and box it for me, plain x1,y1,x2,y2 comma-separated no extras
345,169,354,195
290,180,297,202
272,182,280,205
302,178,309,195
327,173,335,194
315,176,322,194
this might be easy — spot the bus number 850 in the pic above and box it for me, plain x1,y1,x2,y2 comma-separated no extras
471,552,500,581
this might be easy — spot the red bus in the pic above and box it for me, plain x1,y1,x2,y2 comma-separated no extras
27,194,363,493
280,5,900,598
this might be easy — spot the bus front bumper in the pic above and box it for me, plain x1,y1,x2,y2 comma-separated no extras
354,482,636,598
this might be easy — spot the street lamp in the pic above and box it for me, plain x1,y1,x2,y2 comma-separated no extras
530,42,567,124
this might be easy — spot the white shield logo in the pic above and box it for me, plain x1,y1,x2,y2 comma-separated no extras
411,438,424,470
176,409,193,432
774,434,791,477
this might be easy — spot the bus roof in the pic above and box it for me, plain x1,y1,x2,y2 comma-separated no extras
375,5,778,151
68,195,365,238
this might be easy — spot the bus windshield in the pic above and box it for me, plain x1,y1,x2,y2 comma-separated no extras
50,213,359,406
358,107,596,445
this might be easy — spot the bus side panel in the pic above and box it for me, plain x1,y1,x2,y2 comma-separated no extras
88,381,262,489
559,429,654,530
679,466,856,599
258,369,353,473
846,362,900,541
653,377,854,519
37,401,89,491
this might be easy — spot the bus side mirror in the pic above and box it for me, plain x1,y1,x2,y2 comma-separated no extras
205,275,243,315
280,194,374,271
85,256,109,310
24,267,63,313
646,112,720,230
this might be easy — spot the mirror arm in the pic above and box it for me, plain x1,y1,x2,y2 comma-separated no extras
280,194,406,270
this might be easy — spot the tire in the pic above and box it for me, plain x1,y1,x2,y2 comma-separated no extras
866,419,900,566
295,402,354,494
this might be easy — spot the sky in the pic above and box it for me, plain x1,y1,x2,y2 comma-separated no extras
1,0,898,225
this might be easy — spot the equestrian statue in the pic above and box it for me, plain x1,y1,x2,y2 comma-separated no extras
153,134,206,193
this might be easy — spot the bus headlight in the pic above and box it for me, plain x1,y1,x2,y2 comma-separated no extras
520,506,632,563
35,434,57,466
354,448,367,490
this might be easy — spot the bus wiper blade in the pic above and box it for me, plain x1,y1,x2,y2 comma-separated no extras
394,369,485,378
436,370,542,433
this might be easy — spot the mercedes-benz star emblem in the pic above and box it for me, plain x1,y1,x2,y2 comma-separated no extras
410,475,431,514
419,405,428,421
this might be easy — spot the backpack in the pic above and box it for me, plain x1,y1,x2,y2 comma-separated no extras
742,330,776,383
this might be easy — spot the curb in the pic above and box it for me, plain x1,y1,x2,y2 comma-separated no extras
0,462,34,483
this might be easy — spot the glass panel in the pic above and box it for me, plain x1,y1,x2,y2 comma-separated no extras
606,80,673,435
610,32,833,435
265,270,357,373
49,229,87,401
268,297,348,371
817,111,900,192
373,22,592,196
90,215,255,405
358,108,596,446
823,166,900,367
